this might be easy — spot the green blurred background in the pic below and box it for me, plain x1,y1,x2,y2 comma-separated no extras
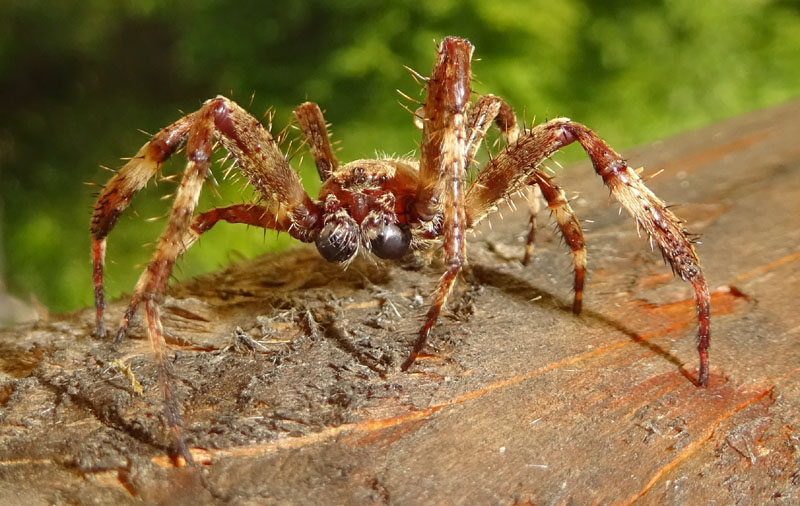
1,0,798,323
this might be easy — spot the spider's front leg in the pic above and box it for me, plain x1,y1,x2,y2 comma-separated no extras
294,101,339,180
402,37,473,371
91,115,195,339
466,118,711,386
90,96,321,460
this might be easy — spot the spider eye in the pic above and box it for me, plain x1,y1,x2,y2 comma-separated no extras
370,223,411,260
315,220,358,262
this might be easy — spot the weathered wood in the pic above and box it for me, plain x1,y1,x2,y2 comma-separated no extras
2,100,799,505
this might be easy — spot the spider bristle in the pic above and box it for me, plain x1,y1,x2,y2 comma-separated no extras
403,65,429,85
276,124,292,145
506,197,517,212
259,108,272,124
160,174,180,183
145,214,166,223
222,161,237,180
249,91,256,107
159,193,174,201
98,164,117,173
397,101,418,117
396,89,421,104
207,182,223,201
137,128,152,137
645,168,665,181
265,110,276,132
83,181,101,187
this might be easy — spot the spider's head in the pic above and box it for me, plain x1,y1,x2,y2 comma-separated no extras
315,160,416,263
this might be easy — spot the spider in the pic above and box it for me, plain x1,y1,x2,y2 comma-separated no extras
90,36,710,462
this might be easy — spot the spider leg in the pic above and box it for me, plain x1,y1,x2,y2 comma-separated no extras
402,37,473,371
92,96,322,461
91,116,195,338
295,102,338,180
531,172,586,314
111,109,215,344
521,184,541,266
117,203,295,340
464,94,520,167
465,118,710,386
118,103,216,465
143,297,188,463
100,97,320,342
114,203,300,344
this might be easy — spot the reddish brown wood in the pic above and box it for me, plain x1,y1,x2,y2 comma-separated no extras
1,100,799,504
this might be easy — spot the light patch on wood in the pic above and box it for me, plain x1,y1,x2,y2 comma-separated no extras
109,358,144,396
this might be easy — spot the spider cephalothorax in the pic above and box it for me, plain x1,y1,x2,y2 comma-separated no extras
314,159,418,262
91,36,711,463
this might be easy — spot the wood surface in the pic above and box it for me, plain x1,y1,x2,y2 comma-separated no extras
1,100,799,505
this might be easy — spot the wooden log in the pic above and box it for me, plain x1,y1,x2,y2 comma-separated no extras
1,100,799,504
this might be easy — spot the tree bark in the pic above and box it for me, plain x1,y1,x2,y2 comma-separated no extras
2,100,799,505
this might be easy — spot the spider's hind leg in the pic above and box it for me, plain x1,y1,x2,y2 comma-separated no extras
466,118,710,386
530,172,586,315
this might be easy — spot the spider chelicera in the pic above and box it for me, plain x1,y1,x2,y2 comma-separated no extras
91,36,710,462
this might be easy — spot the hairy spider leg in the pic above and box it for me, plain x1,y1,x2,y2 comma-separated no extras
108,97,319,343
294,102,339,180
464,94,586,312
522,185,542,266
465,118,710,386
464,94,519,166
91,116,196,339
402,37,473,371
531,172,586,315
91,96,321,461
130,104,215,465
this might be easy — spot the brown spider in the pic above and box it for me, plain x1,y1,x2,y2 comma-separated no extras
91,37,710,462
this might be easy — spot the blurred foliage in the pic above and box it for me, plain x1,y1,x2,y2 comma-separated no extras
0,0,798,319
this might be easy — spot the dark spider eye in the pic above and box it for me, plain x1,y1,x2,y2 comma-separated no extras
370,223,411,260
315,220,358,262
